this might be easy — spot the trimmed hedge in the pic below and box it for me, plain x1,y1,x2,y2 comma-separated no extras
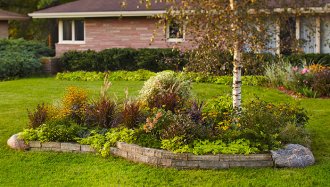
59,48,330,76
60,48,187,72
0,39,54,80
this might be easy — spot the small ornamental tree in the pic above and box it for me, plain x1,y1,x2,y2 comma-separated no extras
143,0,315,110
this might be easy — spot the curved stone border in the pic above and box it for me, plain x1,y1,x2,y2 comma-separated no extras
8,134,274,169
27,141,273,169
112,142,273,169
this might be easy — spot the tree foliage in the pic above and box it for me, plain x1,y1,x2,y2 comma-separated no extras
150,0,317,109
0,0,74,41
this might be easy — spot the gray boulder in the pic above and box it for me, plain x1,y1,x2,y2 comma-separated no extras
271,144,315,168
7,133,29,150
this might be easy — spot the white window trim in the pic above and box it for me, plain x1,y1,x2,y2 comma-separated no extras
58,20,85,44
166,21,185,43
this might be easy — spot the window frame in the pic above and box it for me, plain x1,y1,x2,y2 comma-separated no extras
166,21,185,43
58,19,85,44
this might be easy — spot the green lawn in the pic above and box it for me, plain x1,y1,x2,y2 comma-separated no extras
0,78,329,186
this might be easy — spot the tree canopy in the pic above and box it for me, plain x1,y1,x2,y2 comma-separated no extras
1,0,74,41
155,0,316,109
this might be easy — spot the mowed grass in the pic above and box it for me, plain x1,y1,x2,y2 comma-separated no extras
0,78,329,186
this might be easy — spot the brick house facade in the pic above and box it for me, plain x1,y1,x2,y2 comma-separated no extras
55,17,190,56
29,0,330,56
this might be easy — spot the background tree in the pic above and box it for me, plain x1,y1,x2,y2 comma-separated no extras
152,0,313,110
0,0,74,45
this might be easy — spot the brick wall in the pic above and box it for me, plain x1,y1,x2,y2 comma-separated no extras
55,17,191,56
0,21,8,39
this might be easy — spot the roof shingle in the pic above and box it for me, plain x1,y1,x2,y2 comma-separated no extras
33,0,169,13
0,9,28,20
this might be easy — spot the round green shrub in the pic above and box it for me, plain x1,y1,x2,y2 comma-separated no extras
139,71,191,111
0,39,53,80
0,52,41,80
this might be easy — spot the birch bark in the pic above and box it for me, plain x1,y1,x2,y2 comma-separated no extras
230,0,242,110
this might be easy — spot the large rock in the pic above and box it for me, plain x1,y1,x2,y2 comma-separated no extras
271,144,315,168
7,133,29,150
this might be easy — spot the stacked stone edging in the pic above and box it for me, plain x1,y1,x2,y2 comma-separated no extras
8,134,315,169
111,142,274,169
24,140,274,169
28,141,95,153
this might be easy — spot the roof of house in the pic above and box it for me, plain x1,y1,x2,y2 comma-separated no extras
0,9,28,20
268,0,330,8
29,0,169,18
29,0,330,19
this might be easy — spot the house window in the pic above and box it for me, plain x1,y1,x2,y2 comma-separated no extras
59,20,85,44
166,21,185,42
63,20,72,41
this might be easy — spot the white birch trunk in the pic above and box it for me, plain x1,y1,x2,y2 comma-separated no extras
230,0,242,110
232,45,242,110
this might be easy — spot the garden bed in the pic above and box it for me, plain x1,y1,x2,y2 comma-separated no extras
22,139,273,169
12,71,314,170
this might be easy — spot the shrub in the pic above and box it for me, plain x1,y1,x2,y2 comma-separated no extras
279,123,311,147
60,50,99,71
186,100,204,124
59,48,186,72
161,136,191,153
160,113,207,144
27,103,49,129
238,99,309,151
241,53,275,75
86,77,118,128
0,39,54,80
0,51,41,80
136,48,186,71
21,119,84,143
311,69,330,97
0,38,54,57
85,97,118,128
61,86,88,124
139,71,191,111
203,95,234,131
77,130,107,151
134,130,162,149
265,59,330,97
37,120,84,142
78,128,136,157
119,99,145,129
142,109,171,139
141,109,207,147
264,59,293,87
184,50,233,76
98,48,138,71
184,51,276,76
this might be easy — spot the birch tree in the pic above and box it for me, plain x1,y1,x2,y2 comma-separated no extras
146,0,313,110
